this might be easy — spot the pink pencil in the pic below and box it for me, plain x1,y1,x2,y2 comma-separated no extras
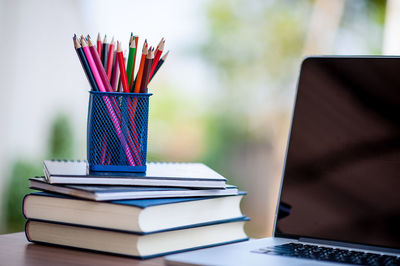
87,36,113,92
80,37,135,166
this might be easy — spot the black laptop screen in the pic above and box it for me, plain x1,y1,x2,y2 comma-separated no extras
276,57,400,250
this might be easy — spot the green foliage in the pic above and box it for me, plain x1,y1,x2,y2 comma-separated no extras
203,0,310,93
202,110,249,182
2,161,41,233
48,114,74,159
199,0,311,182
2,114,75,233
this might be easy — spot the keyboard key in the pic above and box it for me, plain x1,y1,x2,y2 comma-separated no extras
251,243,400,265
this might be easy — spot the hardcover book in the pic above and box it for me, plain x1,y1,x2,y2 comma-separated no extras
23,192,246,233
25,218,249,259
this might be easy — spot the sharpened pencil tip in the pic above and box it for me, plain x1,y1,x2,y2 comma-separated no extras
162,50,169,60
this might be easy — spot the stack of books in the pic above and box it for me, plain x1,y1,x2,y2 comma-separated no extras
23,160,249,259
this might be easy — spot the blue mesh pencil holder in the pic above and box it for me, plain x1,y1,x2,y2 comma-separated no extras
87,91,152,172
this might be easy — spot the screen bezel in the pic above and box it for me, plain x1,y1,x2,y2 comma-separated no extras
272,56,400,251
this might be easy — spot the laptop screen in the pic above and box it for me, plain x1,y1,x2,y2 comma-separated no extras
276,57,400,250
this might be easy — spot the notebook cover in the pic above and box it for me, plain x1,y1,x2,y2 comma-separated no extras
44,160,227,181
30,176,237,195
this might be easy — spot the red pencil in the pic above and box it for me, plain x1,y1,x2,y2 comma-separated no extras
97,33,103,60
106,37,115,80
153,37,164,57
140,47,154,93
149,38,164,81
117,42,130,93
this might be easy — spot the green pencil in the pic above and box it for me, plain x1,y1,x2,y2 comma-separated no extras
126,37,136,91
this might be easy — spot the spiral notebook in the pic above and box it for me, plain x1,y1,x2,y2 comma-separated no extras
29,177,237,201
43,160,227,188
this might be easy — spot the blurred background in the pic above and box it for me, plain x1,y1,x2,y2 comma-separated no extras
0,0,398,237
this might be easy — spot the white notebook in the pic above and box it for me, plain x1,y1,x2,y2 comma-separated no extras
43,160,227,188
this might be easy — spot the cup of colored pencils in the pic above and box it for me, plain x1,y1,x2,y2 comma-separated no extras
73,33,169,172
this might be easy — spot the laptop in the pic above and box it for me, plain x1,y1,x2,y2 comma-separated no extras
165,56,400,266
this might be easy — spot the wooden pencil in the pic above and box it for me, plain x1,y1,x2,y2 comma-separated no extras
73,35,98,91
87,36,113,92
97,33,102,60
153,37,164,58
133,40,148,93
140,47,154,93
149,50,169,83
126,38,136,90
149,38,165,81
130,36,139,89
80,37,105,92
83,36,136,166
133,36,139,84
111,51,120,92
102,35,109,70
106,37,115,80
117,42,130,93
134,36,139,51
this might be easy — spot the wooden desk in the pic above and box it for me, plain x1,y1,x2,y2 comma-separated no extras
0,232,164,266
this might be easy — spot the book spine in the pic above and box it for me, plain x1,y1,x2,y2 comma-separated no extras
24,221,32,242
22,194,30,219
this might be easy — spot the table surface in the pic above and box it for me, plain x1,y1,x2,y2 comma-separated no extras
0,232,164,266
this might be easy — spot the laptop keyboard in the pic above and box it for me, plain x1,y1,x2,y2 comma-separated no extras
252,243,400,265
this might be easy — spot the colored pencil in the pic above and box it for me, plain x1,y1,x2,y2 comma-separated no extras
133,36,139,84
149,50,169,83
97,33,102,60
117,42,130,93
118,49,127,93
133,40,148,93
111,51,120,92
149,38,164,81
87,36,113,93
80,38,105,92
154,37,164,58
134,36,138,51
84,37,139,166
106,37,115,80
102,35,109,70
73,35,99,91
73,32,170,168
140,47,154,93
126,38,136,90
120,43,142,163
82,37,135,166
131,36,139,89
129,33,134,45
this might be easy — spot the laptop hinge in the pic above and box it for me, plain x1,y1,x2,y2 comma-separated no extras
299,237,400,254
